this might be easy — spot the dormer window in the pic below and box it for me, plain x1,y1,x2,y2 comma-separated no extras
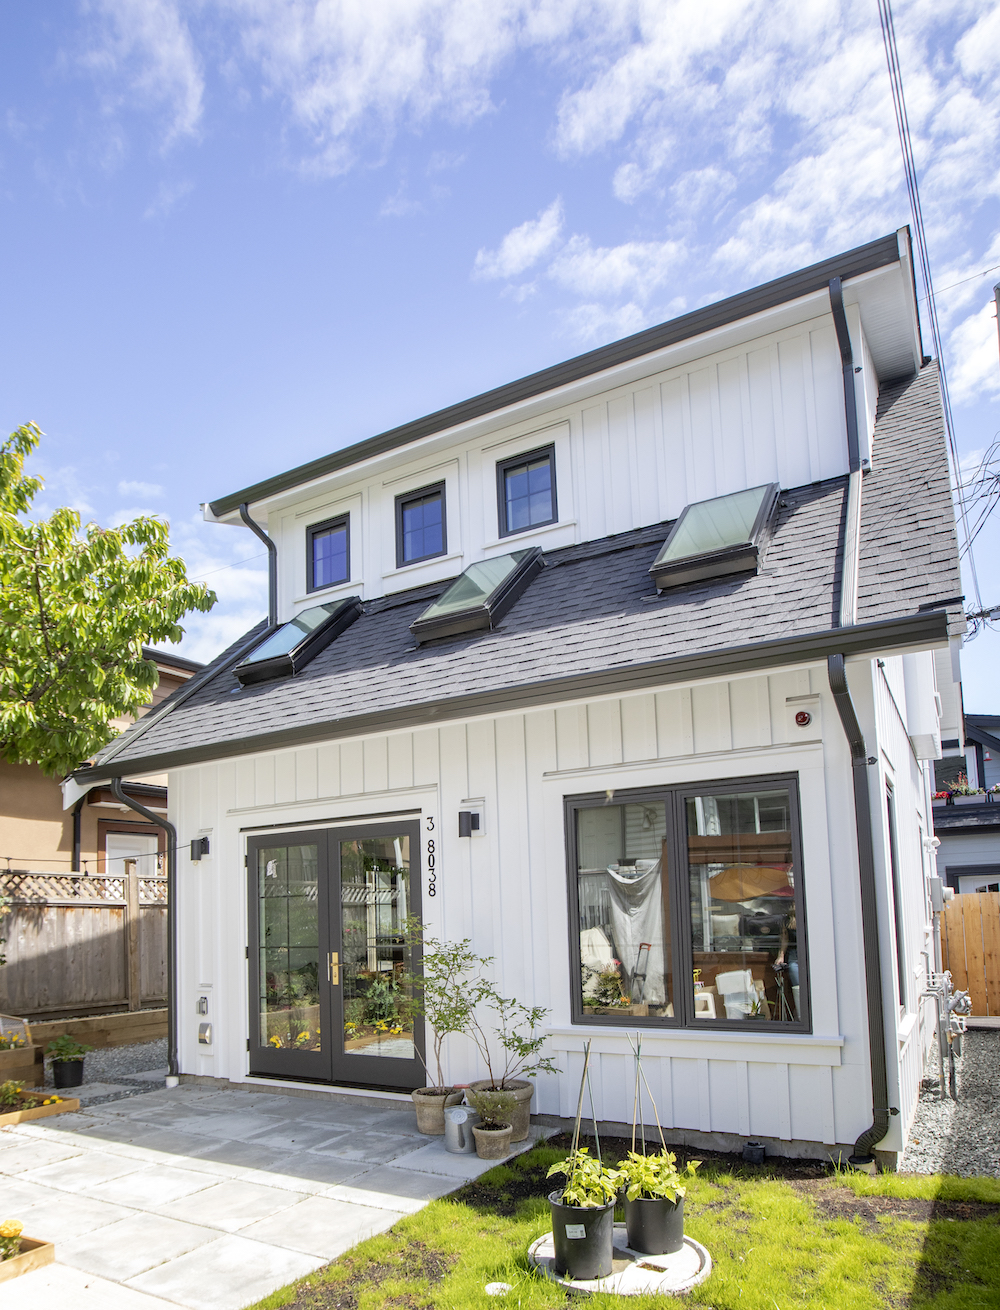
234,598,362,686
410,548,543,643
649,483,779,591
497,445,556,537
307,515,349,592
396,482,446,567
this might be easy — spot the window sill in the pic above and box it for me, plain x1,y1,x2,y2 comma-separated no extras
482,519,576,551
383,551,464,580
295,583,361,604
547,1024,844,1066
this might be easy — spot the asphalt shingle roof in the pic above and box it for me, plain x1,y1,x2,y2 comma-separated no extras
96,363,959,773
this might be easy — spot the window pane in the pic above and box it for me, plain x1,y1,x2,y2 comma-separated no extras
416,551,528,622
258,844,321,1051
685,789,800,1023
401,491,444,562
244,603,341,664
655,484,769,566
312,522,348,589
505,456,553,532
575,802,673,1018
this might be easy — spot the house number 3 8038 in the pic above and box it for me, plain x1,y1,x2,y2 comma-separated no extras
425,816,436,897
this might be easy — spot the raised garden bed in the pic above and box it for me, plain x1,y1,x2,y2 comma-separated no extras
0,1090,79,1127
0,1045,44,1088
0,1237,55,1284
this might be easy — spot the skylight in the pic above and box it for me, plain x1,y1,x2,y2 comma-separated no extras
410,548,543,643
234,597,363,686
649,483,779,591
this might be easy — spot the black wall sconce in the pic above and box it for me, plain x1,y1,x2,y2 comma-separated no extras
190,836,211,862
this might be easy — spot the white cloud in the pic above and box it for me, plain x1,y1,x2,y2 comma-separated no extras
548,234,685,301
81,0,204,149
110,505,164,526
143,178,194,219
117,479,164,498
474,198,564,280
948,299,1000,405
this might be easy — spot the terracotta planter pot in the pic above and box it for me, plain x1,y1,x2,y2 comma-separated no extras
411,1087,463,1135
472,1122,513,1160
469,1079,534,1141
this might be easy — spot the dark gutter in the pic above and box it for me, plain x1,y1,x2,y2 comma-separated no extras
239,503,277,629
70,609,948,783
71,795,86,872
143,647,204,674
209,235,902,518
112,778,179,1081
829,277,862,469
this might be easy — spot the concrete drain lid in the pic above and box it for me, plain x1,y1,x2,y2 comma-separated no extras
528,1227,712,1296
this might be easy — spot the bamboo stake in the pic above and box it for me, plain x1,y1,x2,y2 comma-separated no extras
628,1031,641,1154
585,1058,601,1163
570,1039,592,1160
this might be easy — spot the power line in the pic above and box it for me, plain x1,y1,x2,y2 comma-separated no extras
877,0,983,613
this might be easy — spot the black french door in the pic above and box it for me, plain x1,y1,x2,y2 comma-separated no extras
247,821,423,1090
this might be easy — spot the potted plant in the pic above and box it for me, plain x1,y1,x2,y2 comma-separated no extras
468,993,559,1141
546,1147,619,1280
467,1088,516,1159
46,1034,91,1089
616,1149,699,1254
404,922,494,1134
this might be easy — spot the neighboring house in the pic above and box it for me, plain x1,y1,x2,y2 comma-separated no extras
933,713,1000,894
68,229,964,1169
0,649,202,877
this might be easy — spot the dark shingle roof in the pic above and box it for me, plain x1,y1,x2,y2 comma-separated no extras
89,363,956,776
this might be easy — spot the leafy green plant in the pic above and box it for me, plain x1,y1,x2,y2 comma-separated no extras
546,1146,619,1208
469,994,559,1089
46,1034,91,1062
615,1149,699,1202
0,1218,23,1261
361,977,396,1026
0,1080,24,1106
467,1087,516,1129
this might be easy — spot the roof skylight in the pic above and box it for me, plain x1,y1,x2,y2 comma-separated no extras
649,483,779,591
234,597,363,686
410,548,543,643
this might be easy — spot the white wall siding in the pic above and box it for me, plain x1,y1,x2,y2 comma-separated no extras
169,658,893,1155
274,315,852,619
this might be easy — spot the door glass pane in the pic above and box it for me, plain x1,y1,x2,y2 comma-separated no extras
685,789,800,1022
574,802,673,1018
340,836,414,1060
258,844,321,1050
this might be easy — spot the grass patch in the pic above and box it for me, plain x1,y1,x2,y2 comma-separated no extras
249,1138,1000,1310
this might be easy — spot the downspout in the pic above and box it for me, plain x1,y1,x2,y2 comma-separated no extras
71,794,86,871
239,503,277,629
112,778,179,1084
827,276,895,1168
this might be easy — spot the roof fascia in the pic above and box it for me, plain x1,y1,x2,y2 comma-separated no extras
71,609,947,781
208,234,901,521
965,723,1000,755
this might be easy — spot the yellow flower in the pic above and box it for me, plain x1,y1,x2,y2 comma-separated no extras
390,1026,402,1035
269,1036,282,1047
0,1221,23,1239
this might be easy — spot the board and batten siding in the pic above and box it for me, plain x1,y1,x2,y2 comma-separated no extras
276,313,864,617
170,660,891,1154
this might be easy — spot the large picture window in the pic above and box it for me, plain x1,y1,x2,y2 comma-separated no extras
568,776,808,1030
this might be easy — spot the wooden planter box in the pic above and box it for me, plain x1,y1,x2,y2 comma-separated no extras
0,1045,44,1088
0,1091,80,1127
0,1237,55,1284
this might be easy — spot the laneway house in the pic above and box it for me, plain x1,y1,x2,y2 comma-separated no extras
67,229,964,1169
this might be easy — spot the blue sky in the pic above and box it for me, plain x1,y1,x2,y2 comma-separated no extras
2,1,998,711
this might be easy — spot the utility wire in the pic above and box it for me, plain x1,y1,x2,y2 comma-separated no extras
877,0,983,613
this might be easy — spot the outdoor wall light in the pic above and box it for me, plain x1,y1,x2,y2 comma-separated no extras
190,836,210,861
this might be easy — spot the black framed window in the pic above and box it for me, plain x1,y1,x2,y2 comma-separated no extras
307,515,350,592
567,775,809,1030
395,482,446,567
497,445,556,537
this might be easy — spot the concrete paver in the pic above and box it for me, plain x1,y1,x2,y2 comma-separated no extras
1,1083,550,1310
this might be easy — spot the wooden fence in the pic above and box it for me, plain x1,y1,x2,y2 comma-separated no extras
0,866,167,1019
941,891,1000,1017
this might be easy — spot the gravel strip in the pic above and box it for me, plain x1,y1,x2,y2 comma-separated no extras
901,1029,1000,1177
44,1037,167,1106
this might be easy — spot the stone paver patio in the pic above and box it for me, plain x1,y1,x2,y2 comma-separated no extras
1,1085,539,1309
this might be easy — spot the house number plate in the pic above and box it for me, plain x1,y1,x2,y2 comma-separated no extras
564,1225,587,1239
426,816,436,898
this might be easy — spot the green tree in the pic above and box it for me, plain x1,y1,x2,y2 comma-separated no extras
0,423,216,777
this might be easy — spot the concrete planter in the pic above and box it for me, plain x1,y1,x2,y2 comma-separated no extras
411,1087,463,1135
472,1122,513,1159
469,1079,534,1141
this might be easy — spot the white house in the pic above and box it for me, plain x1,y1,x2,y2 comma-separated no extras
67,228,964,1169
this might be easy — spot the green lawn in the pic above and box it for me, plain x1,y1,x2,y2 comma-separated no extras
250,1142,1000,1310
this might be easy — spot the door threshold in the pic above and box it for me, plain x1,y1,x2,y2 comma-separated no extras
241,1075,411,1104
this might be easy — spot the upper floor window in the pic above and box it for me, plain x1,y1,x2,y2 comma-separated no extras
307,515,350,592
497,445,556,537
396,483,446,567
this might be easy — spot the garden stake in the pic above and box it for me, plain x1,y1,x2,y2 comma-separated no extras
630,1032,642,1154
628,1031,667,1152
570,1039,592,1161
585,1055,602,1163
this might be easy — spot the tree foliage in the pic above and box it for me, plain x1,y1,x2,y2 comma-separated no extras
0,423,216,777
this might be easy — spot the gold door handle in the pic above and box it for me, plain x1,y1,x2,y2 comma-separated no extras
327,952,339,985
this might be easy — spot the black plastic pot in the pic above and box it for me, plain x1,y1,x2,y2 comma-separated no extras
624,1193,684,1255
52,1059,84,1089
548,1190,615,1280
